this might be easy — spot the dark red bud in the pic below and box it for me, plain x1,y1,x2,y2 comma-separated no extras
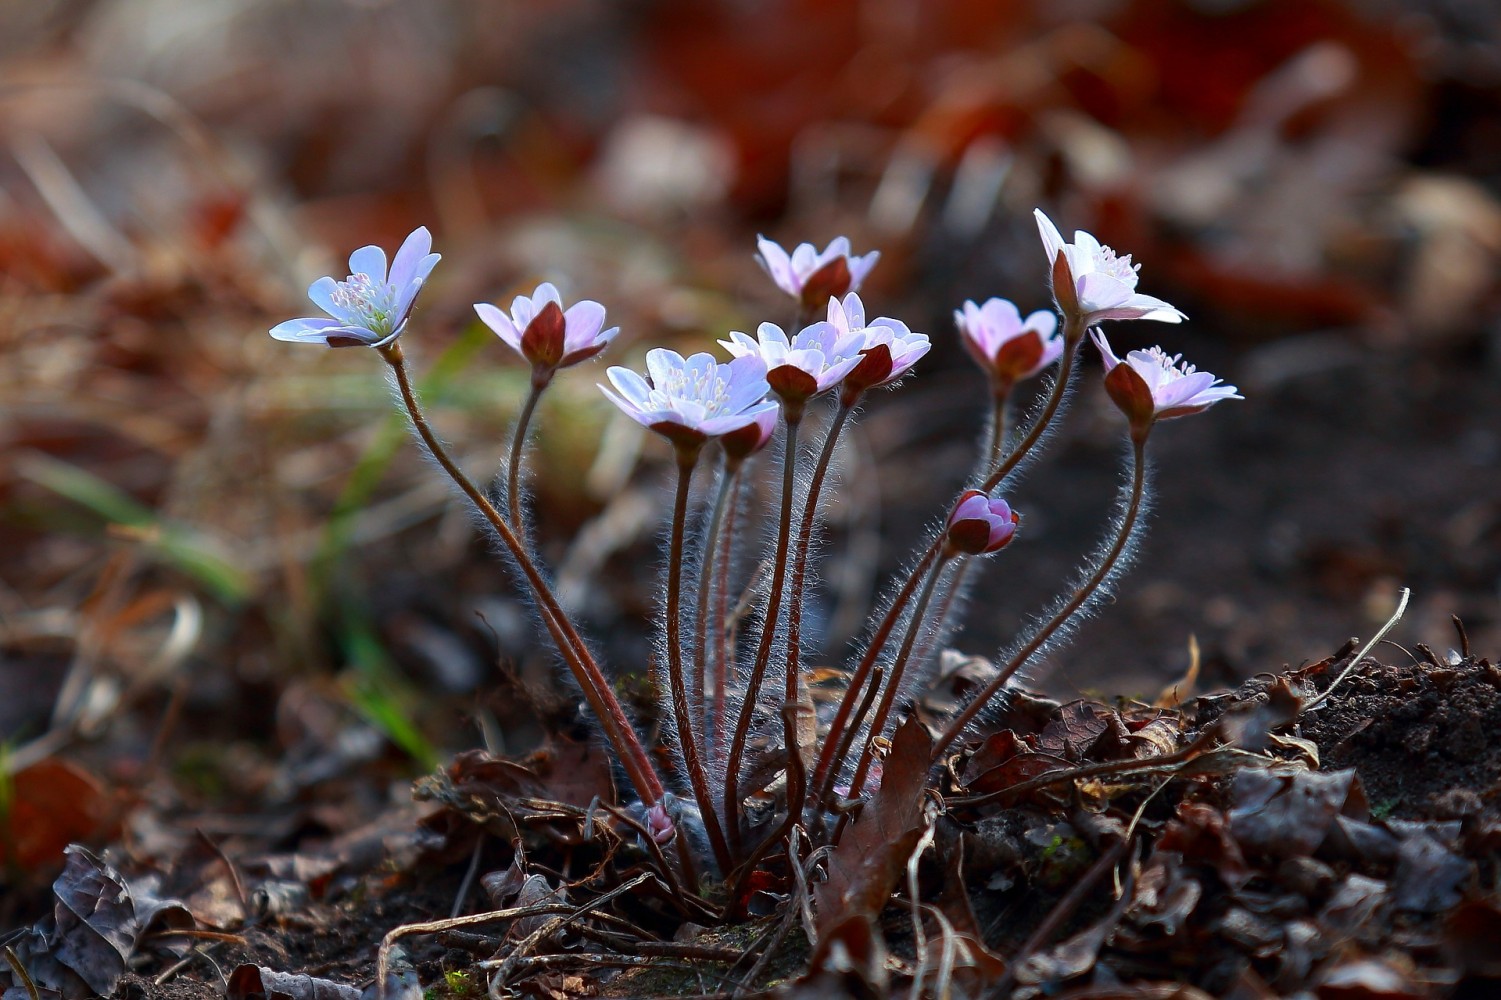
992,331,1044,385
767,364,820,403
649,420,707,450
1050,250,1079,320
843,343,894,394
799,257,852,311
1103,363,1156,435
520,301,566,370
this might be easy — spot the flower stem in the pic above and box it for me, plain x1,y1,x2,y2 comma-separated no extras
711,467,743,752
809,543,936,805
667,448,733,875
378,343,665,806
784,402,853,772
981,316,1084,494
844,552,951,799
932,436,1148,762
506,381,546,533
984,386,1010,473
695,457,736,730
723,410,801,856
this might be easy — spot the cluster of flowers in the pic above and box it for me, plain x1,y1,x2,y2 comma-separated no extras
272,211,1239,879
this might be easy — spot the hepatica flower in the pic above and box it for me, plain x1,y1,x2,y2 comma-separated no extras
1092,329,1242,438
956,297,1062,391
270,227,440,348
756,236,880,311
601,349,779,450
475,282,618,381
945,490,1020,556
829,293,931,396
718,320,867,408
1034,209,1185,327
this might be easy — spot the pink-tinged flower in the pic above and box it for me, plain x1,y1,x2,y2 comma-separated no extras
720,407,778,464
601,349,778,450
756,235,880,311
955,298,1062,389
718,320,867,406
828,293,931,396
1034,209,1185,327
944,490,1020,556
270,227,440,348
1091,329,1242,438
474,282,619,377
644,802,676,845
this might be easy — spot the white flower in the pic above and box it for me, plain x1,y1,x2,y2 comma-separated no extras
718,319,867,404
271,227,440,348
601,349,779,448
475,282,619,373
955,297,1061,388
828,293,930,394
755,236,880,309
1035,209,1185,326
1092,329,1241,434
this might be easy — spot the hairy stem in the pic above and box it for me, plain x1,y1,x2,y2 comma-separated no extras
667,449,733,874
378,344,665,805
695,458,735,730
723,411,801,856
984,386,1010,473
506,381,545,533
932,436,1148,761
845,552,950,799
711,467,743,752
982,316,1083,494
784,402,852,766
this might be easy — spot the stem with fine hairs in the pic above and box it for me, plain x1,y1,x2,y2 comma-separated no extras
783,401,853,763
666,446,733,874
694,456,736,729
723,409,801,856
505,380,546,532
932,435,1148,762
842,551,951,801
711,466,744,752
984,385,1010,473
377,343,665,806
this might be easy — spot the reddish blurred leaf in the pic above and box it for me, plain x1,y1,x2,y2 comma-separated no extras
0,759,113,870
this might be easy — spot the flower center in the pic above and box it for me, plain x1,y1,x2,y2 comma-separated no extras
658,366,733,414
331,273,398,334
1096,245,1141,287
1141,346,1195,379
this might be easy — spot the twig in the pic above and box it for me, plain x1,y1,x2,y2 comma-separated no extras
487,874,652,994
4,946,41,1000
1303,586,1410,713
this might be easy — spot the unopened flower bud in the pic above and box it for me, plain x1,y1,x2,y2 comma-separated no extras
945,490,1019,556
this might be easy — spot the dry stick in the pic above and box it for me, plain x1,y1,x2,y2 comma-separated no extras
723,411,802,857
378,344,664,806
1303,587,1410,713
5,947,42,1000
988,837,1131,1000
933,436,1147,762
784,402,854,741
844,554,954,799
944,720,1222,810
811,329,1083,802
667,447,734,875
488,873,653,992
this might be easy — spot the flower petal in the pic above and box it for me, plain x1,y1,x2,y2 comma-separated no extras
348,243,387,282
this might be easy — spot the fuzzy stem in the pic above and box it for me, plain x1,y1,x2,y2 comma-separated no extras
723,409,801,856
666,447,733,875
784,402,852,767
378,343,665,805
984,386,1010,473
932,436,1149,762
809,543,937,804
981,316,1084,494
711,466,743,752
845,552,951,799
506,380,546,533
695,457,735,729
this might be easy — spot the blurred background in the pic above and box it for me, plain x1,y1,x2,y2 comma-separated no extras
2,0,1500,890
